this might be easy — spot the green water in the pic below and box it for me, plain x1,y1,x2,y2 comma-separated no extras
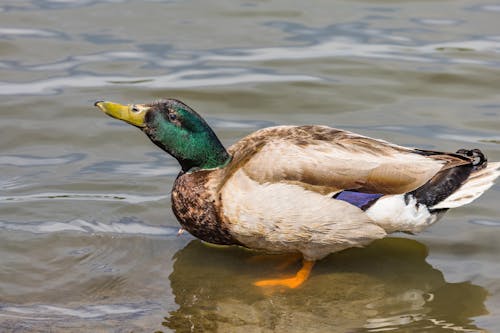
1,0,500,332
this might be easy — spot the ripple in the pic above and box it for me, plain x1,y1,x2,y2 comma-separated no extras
210,118,276,129
206,39,429,63
81,33,132,45
437,133,500,144
0,218,179,236
359,124,500,145
29,51,155,71
0,28,64,39
206,38,500,65
0,302,158,320
0,177,31,190
470,219,500,227
479,139,500,145
0,68,318,96
0,192,167,203
1,23,498,96
412,18,463,26
364,313,425,331
469,4,500,13
81,160,179,176
0,153,85,167
0,0,134,12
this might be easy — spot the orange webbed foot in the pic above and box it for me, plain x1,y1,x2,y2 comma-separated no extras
254,259,315,289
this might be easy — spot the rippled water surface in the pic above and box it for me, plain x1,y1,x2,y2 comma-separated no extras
1,0,500,332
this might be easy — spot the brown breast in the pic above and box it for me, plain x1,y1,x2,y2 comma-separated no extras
171,170,241,245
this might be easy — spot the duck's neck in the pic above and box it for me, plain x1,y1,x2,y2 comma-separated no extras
176,132,231,173
146,122,231,173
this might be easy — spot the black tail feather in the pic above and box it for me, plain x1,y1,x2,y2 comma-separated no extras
407,148,488,209
406,164,473,208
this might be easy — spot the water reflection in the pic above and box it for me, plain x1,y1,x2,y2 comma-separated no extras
162,238,487,332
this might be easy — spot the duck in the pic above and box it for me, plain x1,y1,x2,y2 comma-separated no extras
95,99,500,289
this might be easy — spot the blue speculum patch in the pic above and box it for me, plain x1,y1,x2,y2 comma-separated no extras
334,191,384,210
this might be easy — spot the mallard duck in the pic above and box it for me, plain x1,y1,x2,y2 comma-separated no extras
95,99,500,288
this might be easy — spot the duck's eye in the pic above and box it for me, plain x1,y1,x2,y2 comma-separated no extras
169,113,177,121
131,105,140,113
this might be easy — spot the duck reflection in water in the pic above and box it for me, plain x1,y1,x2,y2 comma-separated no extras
161,238,487,333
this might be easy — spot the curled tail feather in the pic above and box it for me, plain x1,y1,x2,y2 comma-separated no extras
455,148,487,171
431,161,500,210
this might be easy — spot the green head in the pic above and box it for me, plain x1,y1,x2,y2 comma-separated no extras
95,99,231,172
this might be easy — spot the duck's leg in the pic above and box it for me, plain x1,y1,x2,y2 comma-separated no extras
247,253,301,270
254,259,315,289
275,253,302,271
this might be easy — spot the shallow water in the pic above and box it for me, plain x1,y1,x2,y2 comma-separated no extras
1,0,500,332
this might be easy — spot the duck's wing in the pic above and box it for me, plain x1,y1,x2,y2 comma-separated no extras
227,125,471,195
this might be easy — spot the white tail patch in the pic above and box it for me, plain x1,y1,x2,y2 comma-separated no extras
431,162,500,209
366,195,440,234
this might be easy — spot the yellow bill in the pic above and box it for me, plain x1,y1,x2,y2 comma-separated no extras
95,101,148,128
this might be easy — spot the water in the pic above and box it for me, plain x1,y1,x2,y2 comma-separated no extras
1,0,500,331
